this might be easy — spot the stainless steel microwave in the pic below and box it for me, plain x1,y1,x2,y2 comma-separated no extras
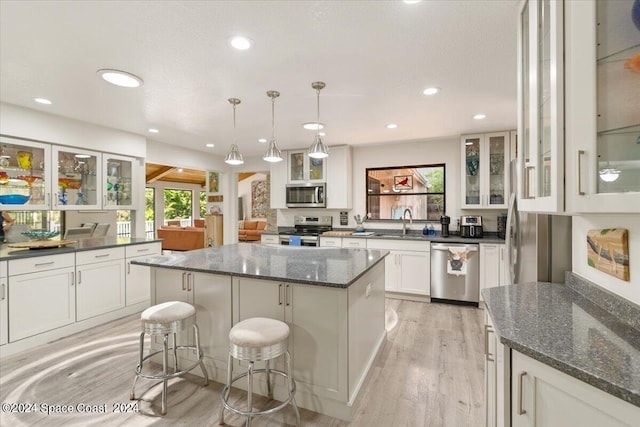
286,183,326,208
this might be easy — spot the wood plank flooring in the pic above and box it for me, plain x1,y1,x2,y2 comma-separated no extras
0,299,484,426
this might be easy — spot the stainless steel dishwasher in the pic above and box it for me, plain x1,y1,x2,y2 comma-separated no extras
430,242,479,305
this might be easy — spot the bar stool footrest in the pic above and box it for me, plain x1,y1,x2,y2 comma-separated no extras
134,346,205,381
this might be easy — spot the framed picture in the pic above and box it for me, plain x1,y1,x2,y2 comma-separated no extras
394,175,413,190
208,171,219,193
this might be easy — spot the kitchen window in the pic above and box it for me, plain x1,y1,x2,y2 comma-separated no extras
366,164,445,221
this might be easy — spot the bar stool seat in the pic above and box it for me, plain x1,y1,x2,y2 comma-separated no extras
130,301,208,415
220,317,300,426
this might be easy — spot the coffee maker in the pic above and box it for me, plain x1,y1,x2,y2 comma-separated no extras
440,215,450,237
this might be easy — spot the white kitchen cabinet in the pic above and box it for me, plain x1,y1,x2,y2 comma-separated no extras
484,312,510,427
261,234,279,245
0,261,7,346
102,153,135,209
0,136,52,210
517,0,564,213
512,350,640,426
367,239,430,297
8,254,76,341
234,277,349,401
319,236,342,247
325,145,352,209
75,247,125,321
341,237,367,249
288,150,326,183
480,243,507,303
461,132,510,209
52,145,103,210
565,0,640,213
270,158,287,209
125,242,161,306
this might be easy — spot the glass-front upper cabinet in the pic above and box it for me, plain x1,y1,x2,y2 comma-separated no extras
518,0,564,213
565,0,640,213
0,136,52,210
461,132,509,209
103,154,134,209
52,146,102,210
288,150,325,183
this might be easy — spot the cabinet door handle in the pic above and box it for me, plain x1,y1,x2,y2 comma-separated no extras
104,195,108,206
136,248,150,253
577,150,586,195
46,193,50,205
127,261,131,274
35,261,55,267
278,284,283,305
94,254,110,258
53,192,58,207
182,272,187,291
517,371,527,415
286,284,291,306
484,325,495,362
1,283,5,300
78,270,82,284
70,272,74,286
187,273,192,292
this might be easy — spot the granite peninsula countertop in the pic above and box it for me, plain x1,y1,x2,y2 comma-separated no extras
131,242,389,288
0,237,162,260
483,274,640,407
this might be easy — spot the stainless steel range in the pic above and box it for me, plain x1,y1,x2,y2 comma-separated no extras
278,215,333,246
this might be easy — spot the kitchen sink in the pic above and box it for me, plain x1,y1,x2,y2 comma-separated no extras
374,233,425,239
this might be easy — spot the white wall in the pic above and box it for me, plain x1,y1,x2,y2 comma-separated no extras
572,213,640,305
238,173,267,221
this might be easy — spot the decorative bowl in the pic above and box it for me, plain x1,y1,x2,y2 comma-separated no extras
0,194,31,204
22,230,60,241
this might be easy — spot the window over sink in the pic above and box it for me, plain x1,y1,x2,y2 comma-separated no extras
366,164,445,221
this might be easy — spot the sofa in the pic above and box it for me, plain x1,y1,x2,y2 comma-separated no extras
157,225,205,251
238,220,266,242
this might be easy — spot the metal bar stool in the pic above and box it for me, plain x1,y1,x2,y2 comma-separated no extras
219,317,300,426
130,301,209,415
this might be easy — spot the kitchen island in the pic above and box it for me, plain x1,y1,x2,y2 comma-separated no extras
132,243,389,421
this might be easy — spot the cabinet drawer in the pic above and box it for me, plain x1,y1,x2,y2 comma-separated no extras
320,237,342,247
76,247,125,265
261,235,279,245
125,242,161,258
9,253,75,276
367,239,429,252
342,238,367,248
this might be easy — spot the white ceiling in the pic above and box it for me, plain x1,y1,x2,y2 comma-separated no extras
0,0,519,159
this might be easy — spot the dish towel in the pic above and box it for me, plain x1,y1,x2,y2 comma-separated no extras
447,248,468,276
288,235,302,246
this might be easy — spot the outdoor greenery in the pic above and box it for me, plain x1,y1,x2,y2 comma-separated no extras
163,189,193,219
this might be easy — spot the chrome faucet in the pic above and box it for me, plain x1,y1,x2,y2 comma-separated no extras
402,208,413,236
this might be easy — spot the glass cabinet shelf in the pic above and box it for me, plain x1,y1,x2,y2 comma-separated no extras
597,44,640,63
597,124,640,136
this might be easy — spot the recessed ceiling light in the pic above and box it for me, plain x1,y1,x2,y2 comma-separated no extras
473,114,487,120
423,87,440,96
177,168,184,173
148,128,159,133
75,154,91,159
386,123,398,129
206,143,215,148
318,132,326,136
404,0,421,4
258,138,268,143
230,36,253,50
97,69,143,88
34,97,52,105
303,122,324,130
465,142,474,146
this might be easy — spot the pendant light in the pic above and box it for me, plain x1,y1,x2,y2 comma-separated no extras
263,90,283,162
225,98,244,166
308,81,329,159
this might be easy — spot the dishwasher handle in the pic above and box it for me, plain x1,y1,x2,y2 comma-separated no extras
431,244,478,252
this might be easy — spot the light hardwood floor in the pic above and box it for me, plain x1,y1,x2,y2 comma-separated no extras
0,299,484,426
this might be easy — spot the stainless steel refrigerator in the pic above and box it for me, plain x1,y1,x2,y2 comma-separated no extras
506,160,572,284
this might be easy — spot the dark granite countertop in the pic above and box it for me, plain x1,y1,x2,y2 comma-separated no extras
483,275,640,407
0,237,162,260
131,242,389,288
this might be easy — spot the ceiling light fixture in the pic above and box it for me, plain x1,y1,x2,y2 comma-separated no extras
258,138,268,143
263,90,284,163
308,81,329,159
75,154,91,159
423,87,439,96
404,0,422,4
97,69,143,88
473,114,487,120
148,128,159,133
303,122,324,131
178,168,184,173
34,97,52,105
230,36,253,50
318,132,326,136
386,123,398,129
599,168,621,182
206,143,215,148
225,98,244,166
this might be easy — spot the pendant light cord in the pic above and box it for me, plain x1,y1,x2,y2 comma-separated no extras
316,88,321,136
233,103,237,145
271,96,276,140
